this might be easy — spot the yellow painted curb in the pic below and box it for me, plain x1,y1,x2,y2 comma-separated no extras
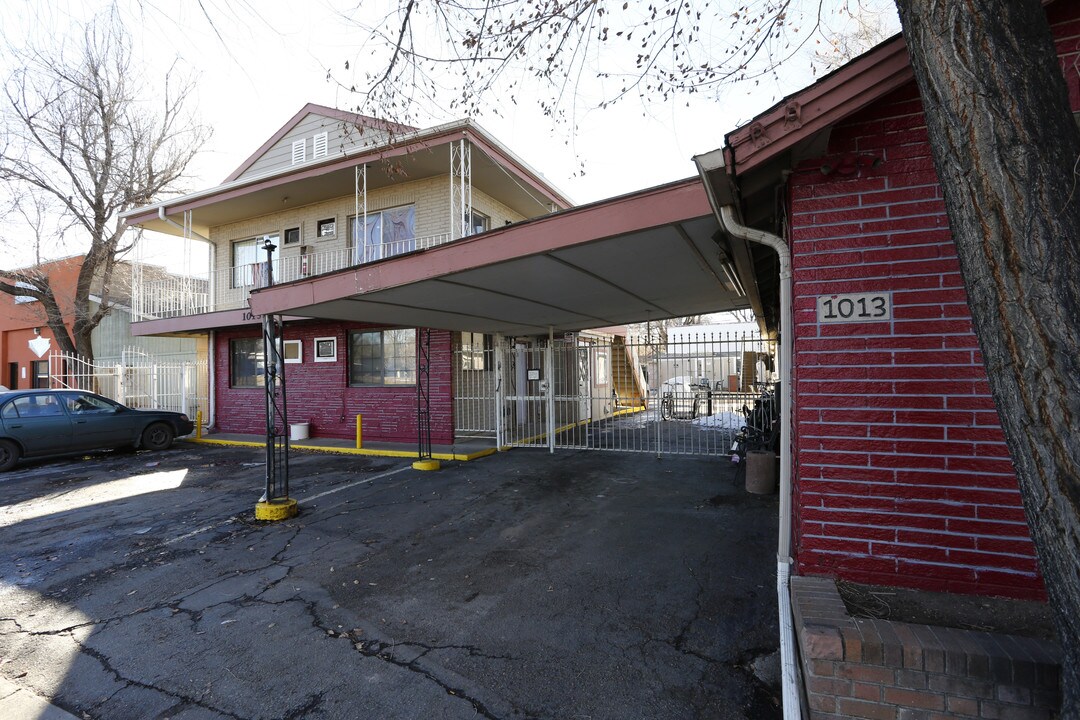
255,497,299,521
184,438,496,462
412,459,441,471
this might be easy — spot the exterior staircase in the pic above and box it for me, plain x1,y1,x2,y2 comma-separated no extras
611,337,647,410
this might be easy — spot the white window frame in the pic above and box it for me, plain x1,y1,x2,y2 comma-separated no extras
283,339,303,364
291,139,306,164
465,209,490,237
313,336,337,363
317,217,337,240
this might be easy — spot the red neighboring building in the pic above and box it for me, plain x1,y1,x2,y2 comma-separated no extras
1,257,84,390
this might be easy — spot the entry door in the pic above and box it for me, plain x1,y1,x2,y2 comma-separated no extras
8,363,17,390
499,342,549,447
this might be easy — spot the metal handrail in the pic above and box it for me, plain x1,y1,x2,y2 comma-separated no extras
133,233,451,319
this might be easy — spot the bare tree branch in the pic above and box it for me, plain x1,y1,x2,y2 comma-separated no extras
0,8,209,363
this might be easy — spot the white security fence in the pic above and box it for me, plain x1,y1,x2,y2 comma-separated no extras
48,348,208,422
134,233,452,320
452,332,778,457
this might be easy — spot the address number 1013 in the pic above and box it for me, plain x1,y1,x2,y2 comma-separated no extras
816,292,891,323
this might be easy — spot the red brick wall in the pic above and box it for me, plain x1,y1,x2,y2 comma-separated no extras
788,5,1080,600
215,321,454,445
788,87,1039,599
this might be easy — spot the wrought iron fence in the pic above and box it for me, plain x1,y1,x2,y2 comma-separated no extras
452,331,778,457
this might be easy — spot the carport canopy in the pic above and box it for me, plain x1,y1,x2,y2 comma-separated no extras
247,178,760,334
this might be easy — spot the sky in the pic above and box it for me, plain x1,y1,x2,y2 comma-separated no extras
0,0,900,270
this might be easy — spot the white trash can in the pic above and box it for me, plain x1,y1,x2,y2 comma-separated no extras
289,422,310,441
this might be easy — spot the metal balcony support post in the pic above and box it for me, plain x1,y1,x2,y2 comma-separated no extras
450,139,472,241
413,328,439,471
355,165,367,263
547,326,555,454
494,333,505,449
255,236,296,521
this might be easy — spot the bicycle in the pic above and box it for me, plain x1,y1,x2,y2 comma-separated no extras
730,382,780,463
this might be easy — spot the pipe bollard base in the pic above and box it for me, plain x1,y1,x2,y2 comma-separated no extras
255,497,298,521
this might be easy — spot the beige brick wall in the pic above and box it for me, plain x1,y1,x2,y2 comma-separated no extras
205,177,527,306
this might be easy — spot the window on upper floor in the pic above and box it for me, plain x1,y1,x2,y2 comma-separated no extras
232,235,279,288
348,328,416,386
291,139,306,164
349,205,416,264
317,218,337,240
465,209,489,237
230,337,264,388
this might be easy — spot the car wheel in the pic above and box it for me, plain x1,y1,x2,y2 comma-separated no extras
0,439,20,472
141,423,175,451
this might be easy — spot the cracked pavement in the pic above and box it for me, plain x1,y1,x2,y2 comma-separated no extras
0,443,780,719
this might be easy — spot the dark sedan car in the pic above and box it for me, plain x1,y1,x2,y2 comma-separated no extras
0,389,194,471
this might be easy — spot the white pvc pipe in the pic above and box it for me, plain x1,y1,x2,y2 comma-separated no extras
207,329,216,431
716,204,799,720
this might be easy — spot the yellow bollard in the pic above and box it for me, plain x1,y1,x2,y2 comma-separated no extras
195,410,203,440
355,414,362,449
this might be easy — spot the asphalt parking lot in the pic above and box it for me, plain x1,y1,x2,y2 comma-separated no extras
0,442,780,720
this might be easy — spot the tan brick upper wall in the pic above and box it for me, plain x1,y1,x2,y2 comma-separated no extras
209,176,529,276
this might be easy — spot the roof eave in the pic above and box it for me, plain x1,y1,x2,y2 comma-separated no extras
121,119,573,228
725,34,913,177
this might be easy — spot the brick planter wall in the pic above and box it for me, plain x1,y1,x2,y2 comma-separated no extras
790,576,1061,719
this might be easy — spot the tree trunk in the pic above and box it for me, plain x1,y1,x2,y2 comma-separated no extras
895,0,1080,712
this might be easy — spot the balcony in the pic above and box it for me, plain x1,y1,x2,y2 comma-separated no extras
134,233,451,321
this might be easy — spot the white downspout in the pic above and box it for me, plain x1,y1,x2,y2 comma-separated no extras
716,204,799,720
157,206,211,243
207,329,216,431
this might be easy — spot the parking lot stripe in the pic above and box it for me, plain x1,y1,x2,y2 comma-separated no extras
128,466,413,557
297,465,412,506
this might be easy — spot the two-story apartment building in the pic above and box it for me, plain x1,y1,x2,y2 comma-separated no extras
121,104,573,444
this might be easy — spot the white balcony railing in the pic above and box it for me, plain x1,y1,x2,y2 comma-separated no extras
135,233,451,320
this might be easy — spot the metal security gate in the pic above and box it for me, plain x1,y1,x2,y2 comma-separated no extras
48,349,209,421
453,331,777,458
